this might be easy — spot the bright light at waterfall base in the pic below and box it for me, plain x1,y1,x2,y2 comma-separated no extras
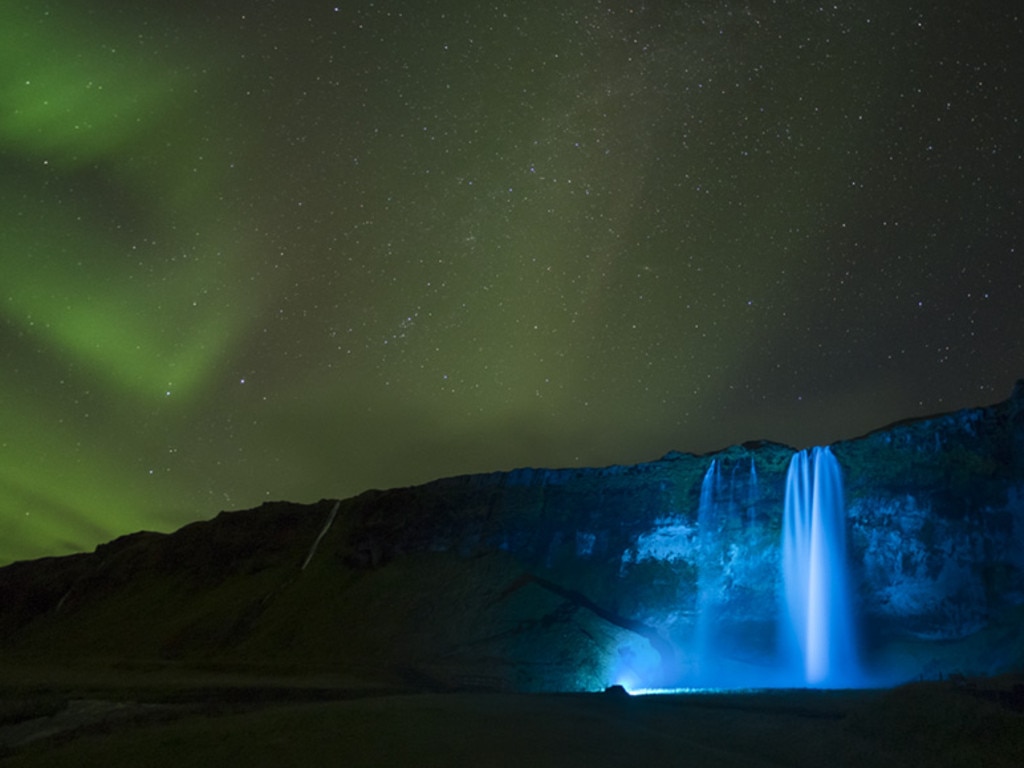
625,687,741,696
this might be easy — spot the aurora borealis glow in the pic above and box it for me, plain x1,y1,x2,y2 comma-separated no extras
2,1,1022,565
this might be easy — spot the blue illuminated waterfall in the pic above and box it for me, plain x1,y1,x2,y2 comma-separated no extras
693,459,720,677
781,447,861,686
612,449,864,692
747,457,758,523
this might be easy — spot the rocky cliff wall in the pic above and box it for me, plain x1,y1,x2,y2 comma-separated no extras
1,383,1022,691
339,382,1024,686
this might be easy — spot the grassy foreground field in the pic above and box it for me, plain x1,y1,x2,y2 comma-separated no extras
1,664,1022,767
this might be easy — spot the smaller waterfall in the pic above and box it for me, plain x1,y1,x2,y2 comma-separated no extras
747,457,759,523
302,500,340,570
693,459,720,678
698,459,719,525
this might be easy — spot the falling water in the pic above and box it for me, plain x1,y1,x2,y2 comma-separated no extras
747,457,759,523
693,459,720,678
698,459,719,523
781,447,860,686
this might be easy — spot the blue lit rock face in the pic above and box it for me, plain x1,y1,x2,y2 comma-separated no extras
833,382,1024,680
1,382,1023,691
342,381,1024,689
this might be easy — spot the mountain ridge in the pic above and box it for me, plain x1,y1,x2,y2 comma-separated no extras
2,381,1022,691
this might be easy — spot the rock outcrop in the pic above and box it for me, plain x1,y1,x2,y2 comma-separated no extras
1,382,1022,691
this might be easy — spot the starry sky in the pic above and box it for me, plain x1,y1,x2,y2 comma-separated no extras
2,0,1022,565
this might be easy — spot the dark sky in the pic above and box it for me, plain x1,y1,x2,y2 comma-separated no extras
2,1,1022,564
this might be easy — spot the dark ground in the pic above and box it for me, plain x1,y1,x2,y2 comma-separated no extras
1,663,1022,767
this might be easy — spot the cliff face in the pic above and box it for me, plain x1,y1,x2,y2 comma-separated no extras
1,383,1022,691
837,382,1024,668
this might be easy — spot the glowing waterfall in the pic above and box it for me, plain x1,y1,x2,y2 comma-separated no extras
693,459,720,676
747,457,758,523
781,447,860,687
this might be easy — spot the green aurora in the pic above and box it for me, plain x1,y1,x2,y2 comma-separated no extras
2,1,1022,563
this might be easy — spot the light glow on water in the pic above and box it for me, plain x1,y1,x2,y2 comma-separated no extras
626,687,727,696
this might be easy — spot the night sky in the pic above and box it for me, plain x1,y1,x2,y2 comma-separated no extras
2,1,1022,565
